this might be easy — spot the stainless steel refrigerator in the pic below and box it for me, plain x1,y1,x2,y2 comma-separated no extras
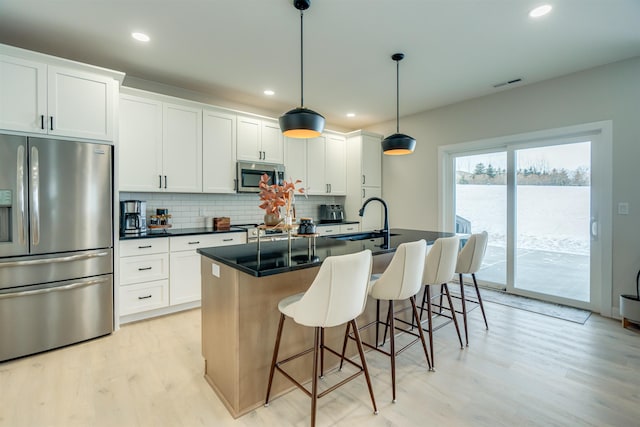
0,134,113,362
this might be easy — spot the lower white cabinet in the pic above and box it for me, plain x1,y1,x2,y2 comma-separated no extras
316,223,359,236
169,233,246,305
120,232,246,320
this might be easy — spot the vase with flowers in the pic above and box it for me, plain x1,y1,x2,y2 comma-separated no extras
258,174,305,226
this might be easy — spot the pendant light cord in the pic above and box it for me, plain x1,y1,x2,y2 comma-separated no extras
300,10,304,108
395,58,400,133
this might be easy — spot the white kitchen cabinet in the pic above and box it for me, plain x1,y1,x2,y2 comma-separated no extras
306,132,346,196
237,115,283,163
162,102,202,192
169,233,246,305
119,90,202,193
345,131,384,231
316,224,342,236
119,94,163,192
339,223,359,234
0,54,115,141
203,108,236,193
119,238,170,316
284,136,307,184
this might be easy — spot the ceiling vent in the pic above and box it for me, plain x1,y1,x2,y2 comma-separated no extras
493,78,523,88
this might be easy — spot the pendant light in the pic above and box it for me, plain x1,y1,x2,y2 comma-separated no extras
381,53,416,155
279,0,325,139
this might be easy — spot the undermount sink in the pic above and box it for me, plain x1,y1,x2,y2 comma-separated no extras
329,231,399,241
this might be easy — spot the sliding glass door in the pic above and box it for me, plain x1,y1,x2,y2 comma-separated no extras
442,122,612,312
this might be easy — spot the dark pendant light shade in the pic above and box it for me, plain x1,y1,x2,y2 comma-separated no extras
382,53,415,155
279,0,325,139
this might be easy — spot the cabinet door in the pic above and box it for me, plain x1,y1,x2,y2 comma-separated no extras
361,187,383,231
261,119,284,163
203,108,236,193
169,250,201,305
306,135,326,195
0,55,47,133
119,94,163,192
325,134,346,195
162,102,202,192
361,134,382,187
47,66,114,141
236,115,261,161
284,136,307,185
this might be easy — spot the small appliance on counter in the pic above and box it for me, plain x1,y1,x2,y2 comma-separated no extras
120,200,147,235
149,208,172,229
319,204,345,223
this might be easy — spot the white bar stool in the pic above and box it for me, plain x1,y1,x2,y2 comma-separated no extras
264,250,378,427
419,236,463,369
455,231,489,346
341,240,431,403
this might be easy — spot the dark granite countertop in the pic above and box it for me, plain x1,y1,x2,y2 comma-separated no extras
197,228,456,277
119,227,246,240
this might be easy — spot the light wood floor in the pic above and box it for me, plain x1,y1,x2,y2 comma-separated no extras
1,302,639,427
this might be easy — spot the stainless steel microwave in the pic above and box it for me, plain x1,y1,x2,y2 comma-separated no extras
236,161,285,193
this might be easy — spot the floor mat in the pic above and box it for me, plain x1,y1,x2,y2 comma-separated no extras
452,285,592,324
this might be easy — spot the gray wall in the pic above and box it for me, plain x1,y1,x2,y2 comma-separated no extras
366,56,640,313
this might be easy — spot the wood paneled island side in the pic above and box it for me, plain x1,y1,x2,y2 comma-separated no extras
198,229,454,418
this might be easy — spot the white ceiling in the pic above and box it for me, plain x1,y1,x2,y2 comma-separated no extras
1,0,639,131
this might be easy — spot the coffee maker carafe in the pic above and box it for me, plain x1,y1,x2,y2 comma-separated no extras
120,200,147,235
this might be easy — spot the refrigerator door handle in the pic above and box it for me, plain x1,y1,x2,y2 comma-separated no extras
0,276,111,300
16,145,27,245
0,251,110,268
30,146,40,246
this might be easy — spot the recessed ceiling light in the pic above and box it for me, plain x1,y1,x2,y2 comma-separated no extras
263,90,275,96
131,32,150,42
529,4,552,18
346,113,356,118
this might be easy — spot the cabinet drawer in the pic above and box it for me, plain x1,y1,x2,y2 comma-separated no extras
170,232,246,252
340,224,359,234
120,238,168,256
317,226,341,236
119,280,169,315
119,253,169,285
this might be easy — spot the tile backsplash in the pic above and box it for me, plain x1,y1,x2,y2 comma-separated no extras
119,192,346,228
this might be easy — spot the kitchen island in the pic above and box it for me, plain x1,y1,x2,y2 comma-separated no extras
197,229,454,418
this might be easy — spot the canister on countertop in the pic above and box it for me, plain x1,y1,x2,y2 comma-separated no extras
213,217,230,231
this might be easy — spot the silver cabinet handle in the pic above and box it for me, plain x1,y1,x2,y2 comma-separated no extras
138,245,152,249
164,175,167,189
40,115,45,130
362,175,366,185
188,241,200,245
49,116,54,131
222,238,233,242
30,146,40,246
138,267,152,271
0,276,110,300
138,294,152,300
16,144,27,245
159,175,162,189
0,251,109,268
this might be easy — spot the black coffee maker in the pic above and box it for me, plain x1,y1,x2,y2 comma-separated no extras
120,200,147,235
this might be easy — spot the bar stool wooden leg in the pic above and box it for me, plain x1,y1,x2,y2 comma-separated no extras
459,273,469,347
426,285,435,370
320,328,325,379
443,284,464,348
338,322,350,371
265,313,286,406
473,273,489,329
388,300,397,403
350,319,379,415
311,327,320,427
410,295,432,371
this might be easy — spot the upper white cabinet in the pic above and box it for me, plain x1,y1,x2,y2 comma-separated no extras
284,136,307,184
306,133,346,196
0,53,116,141
237,115,283,164
119,94,163,192
119,90,202,193
345,132,383,231
203,108,236,193
162,102,202,192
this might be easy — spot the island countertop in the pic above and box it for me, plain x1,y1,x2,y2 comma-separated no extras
197,228,456,277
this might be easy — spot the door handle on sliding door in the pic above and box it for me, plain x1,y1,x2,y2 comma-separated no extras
590,217,598,240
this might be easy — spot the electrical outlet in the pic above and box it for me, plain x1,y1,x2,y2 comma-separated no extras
618,202,629,215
